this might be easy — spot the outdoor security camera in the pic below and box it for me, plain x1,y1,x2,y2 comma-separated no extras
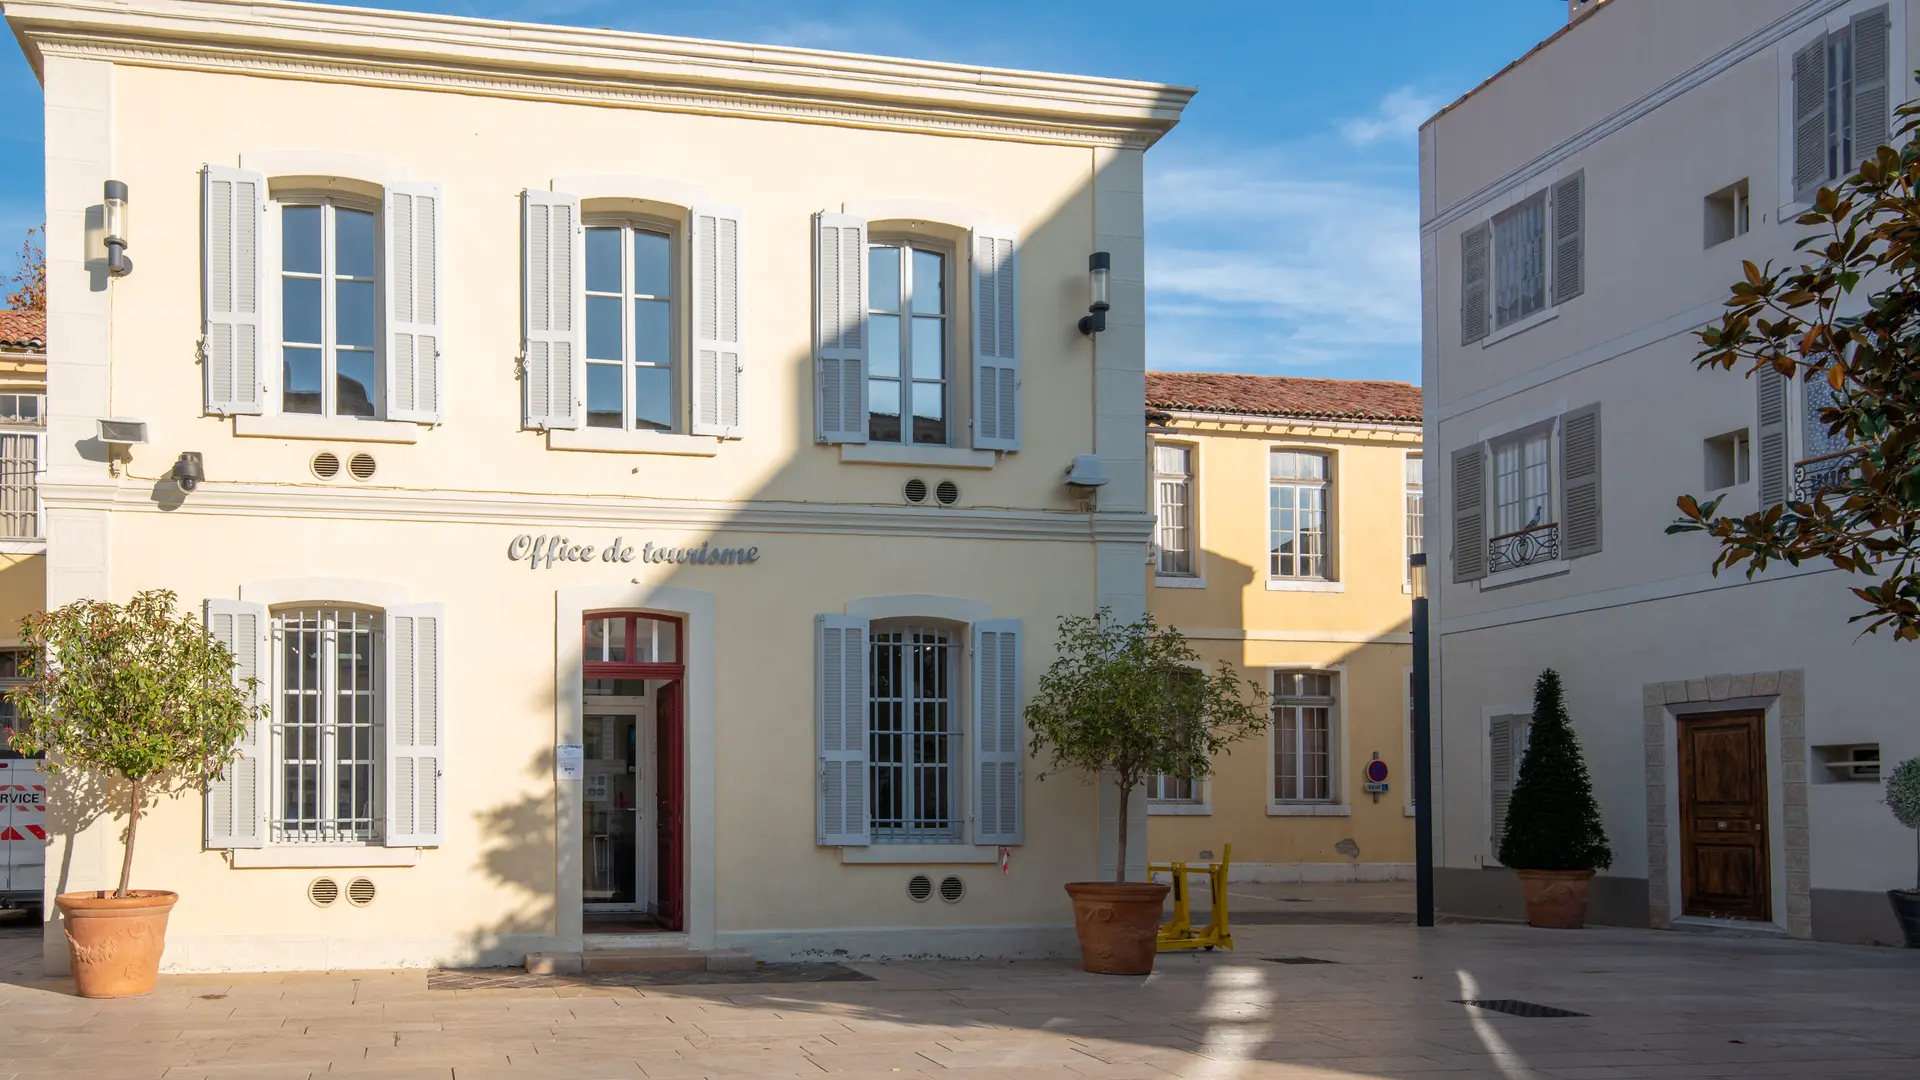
171,452,205,493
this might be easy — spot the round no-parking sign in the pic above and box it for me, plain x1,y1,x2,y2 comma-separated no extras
1365,759,1389,784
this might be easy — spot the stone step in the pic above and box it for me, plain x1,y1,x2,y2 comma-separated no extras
526,947,756,976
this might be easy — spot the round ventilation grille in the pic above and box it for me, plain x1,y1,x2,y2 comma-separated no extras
311,452,341,480
907,874,933,902
346,877,376,907
939,875,965,904
348,453,377,481
308,877,340,908
935,480,960,506
904,478,929,504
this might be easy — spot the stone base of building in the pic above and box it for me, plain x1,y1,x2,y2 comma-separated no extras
1228,862,1413,884
715,924,1078,962
1810,888,1909,947
1436,866,1649,927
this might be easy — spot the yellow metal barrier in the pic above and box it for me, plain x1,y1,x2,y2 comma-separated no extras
1151,843,1232,952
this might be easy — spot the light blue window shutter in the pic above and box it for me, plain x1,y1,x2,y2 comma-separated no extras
522,190,582,430
202,166,265,415
1851,7,1891,170
385,181,443,423
817,614,870,846
973,619,1024,845
1460,223,1490,345
691,205,745,438
204,599,267,849
1452,442,1488,583
970,228,1021,451
814,212,869,443
386,604,444,847
1793,38,1829,202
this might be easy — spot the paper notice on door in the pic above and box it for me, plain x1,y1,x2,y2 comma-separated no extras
556,743,585,781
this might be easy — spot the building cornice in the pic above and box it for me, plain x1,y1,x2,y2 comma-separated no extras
1154,409,1423,440
40,479,1157,544
4,0,1193,149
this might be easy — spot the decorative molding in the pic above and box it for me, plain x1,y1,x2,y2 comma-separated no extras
233,414,422,444
838,443,998,469
9,0,1192,150
239,149,410,186
843,594,993,624
229,845,421,869
1181,628,1412,645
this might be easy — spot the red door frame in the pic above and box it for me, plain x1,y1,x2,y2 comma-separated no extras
583,612,686,929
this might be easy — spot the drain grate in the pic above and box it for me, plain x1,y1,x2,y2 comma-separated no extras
1267,956,1338,965
1454,999,1588,1018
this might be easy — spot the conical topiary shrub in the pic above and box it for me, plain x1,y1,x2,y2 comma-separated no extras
1500,669,1611,927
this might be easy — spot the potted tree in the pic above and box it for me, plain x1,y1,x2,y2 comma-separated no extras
1499,668,1612,929
3,590,258,997
1886,756,1920,947
1025,610,1267,975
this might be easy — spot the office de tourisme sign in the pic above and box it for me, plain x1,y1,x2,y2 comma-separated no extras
508,533,761,570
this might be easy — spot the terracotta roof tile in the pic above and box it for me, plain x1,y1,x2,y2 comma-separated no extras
0,309,45,350
1146,371,1421,424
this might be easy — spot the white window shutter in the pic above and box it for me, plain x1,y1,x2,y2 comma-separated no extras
1559,404,1602,558
1851,7,1892,171
973,619,1024,845
204,599,267,849
522,190,583,430
1451,442,1488,583
691,205,745,438
817,613,870,846
814,212,869,443
1550,172,1584,306
385,181,443,423
1793,38,1829,202
386,603,444,847
1757,365,1791,505
1460,223,1490,345
202,166,266,415
1489,714,1513,860
970,228,1021,451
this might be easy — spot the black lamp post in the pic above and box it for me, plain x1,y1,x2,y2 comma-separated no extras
1411,551,1435,928
1078,252,1111,335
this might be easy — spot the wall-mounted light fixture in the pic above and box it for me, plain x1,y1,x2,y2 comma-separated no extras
104,180,132,277
1078,252,1111,335
171,452,204,493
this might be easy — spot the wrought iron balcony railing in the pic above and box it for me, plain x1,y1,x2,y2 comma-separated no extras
1488,521,1560,574
1793,448,1863,503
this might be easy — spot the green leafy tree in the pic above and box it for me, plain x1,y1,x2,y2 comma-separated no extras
1671,94,1920,639
1499,669,1612,872
1025,609,1268,883
3,590,261,897
3,224,45,312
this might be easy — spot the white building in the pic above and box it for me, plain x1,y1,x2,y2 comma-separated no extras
1421,0,1913,943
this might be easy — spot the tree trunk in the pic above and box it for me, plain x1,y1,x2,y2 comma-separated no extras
118,778,142,899
1114,777,1131,884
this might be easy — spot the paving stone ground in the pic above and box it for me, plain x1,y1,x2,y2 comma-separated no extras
3,901,1918,1079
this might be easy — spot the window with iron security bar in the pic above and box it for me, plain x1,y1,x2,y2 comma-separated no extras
869,625,959,842
1493,192,1547,329
0,433,39,540
1270,450,1330,580
1155,443,1195,576
1274,671,1336,803
274,608,382,843
1489,522,1560,573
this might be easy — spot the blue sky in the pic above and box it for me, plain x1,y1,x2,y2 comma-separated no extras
0,1,1566,384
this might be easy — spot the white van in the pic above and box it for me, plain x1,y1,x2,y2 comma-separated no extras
0,755,45,909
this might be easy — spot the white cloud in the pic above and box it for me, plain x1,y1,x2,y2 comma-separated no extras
1340,86,1442,147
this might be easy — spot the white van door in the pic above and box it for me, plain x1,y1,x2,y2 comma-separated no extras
1,757,47,902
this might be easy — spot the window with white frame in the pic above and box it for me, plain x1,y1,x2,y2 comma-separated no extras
0,648,39,760
1270,450,1330,580
1459,173,1584,346
273,607,382,843
585,222,677,432
1792,6,1891,202
1155,443,1196,576
867,241,951,445
279,201,381,419
1405,453,1424,582
1492,192,1547,329
1273,671,1336,803
1492,429,1552,538
0,392,43,542
1148,669,1204,805
0,394,42,424
869,623,959,842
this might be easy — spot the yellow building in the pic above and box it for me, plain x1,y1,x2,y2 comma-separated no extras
6,0,1193,972
1145,372,1423,882
1,307,47,909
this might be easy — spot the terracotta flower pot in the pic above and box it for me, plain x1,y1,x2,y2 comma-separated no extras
1065,881,1169,975
1514,869,1593,929
55,890,177,997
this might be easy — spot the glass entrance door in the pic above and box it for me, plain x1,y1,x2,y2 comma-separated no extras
583,702,654,911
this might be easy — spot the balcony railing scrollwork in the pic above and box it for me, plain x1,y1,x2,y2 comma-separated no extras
1488,521,1560,574
1792,448,1863,504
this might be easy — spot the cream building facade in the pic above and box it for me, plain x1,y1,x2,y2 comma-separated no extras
5,0,1191,973
1423,0,1913,944
1144,373,1422,882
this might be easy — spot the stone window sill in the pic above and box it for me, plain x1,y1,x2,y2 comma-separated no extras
233,414,423,444
1149,803,1212,816
0,539,45,555
840,843,1001,864
547,427,720,456
1480,560,1569,590
229,845,423,869
1482,306,1558,347
839,443,997,469
1267,803,1351,817
1266,579,1345,593
1155,576,1207,590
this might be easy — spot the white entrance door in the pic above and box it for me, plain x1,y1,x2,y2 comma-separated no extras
582,694,657,913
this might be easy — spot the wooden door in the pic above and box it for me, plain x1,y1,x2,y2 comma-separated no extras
1679,712,1771,921
654,681,686,932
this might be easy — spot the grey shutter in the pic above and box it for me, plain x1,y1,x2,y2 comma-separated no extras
386,604,444,847
1551,172,1585,306
691,205,744,438
1560,404,1602,558
1460,223,1490,345
1793,38,1830,202
202,166,265,415
814,212,869,443
1452,442,1488,583
1489,715,1514,859
973,619,1023,845
522,190,582,430
817,614,870,846
1757,365,1791,505
385,181,443,423
1852,6,1892,171
204,599,266,849
971,228,1021,451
